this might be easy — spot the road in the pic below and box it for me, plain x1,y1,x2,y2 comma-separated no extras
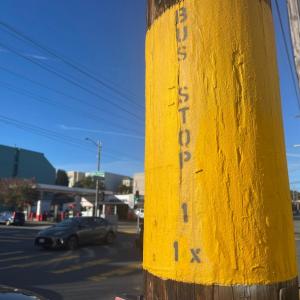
293,217,300,276
1,219,300,300
0,222,142,300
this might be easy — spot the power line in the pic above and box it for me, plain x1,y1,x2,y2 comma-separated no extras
0,115,140,161
0,20,145,110
0,80,131,132
0,41,144,122
0,72,143,134
0,115,92,151
274,0,300,109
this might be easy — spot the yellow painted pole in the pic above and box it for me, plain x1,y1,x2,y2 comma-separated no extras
144,0,298,298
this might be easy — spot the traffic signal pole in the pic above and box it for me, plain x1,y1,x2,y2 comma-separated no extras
144,0,298,299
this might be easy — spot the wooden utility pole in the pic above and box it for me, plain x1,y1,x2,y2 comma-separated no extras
144,0,299,299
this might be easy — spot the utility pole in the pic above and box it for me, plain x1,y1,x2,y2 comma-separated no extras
86,138,102,217
144,1,298,299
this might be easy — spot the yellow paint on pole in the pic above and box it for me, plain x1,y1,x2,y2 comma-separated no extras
144,0,298,285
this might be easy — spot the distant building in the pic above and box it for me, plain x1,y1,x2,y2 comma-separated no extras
101,172,132,193
133,172,145,196
0,144,56,184
67,171,86,187
122,178,133,187
67,170,132,193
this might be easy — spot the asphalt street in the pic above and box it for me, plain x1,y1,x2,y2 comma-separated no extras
1,220,300,300
293,217,300,276
0,222,142,300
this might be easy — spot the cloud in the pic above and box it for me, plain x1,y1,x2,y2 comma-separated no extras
25,53,50,60
56,160,143,176
0,47,51,60
59,124,144,140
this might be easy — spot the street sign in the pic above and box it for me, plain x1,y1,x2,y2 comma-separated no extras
91,171,105,177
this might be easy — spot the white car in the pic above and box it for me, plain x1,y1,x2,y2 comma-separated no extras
135,208,144,219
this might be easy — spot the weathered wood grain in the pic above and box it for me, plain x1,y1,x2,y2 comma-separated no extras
147,0,271,29
144,271,299,300
147,0,182,29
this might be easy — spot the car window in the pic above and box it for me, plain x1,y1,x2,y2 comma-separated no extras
94,218,108,226
78,218,94,227
56,218,77,227
15,212,24,218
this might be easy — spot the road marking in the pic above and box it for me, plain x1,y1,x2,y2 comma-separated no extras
51,258,111,274
0,254,41,264
0,254,78,270
88,262,140,282
0,251,24,256
108,261,142,267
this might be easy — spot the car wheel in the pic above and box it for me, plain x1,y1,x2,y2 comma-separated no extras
67,236,78,250
105,232,115,244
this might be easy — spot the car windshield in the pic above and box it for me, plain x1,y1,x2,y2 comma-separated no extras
55,218,78,227
0,212,11,217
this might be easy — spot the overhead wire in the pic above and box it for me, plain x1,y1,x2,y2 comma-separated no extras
0,75,143,134
274,0,300,109
0,115,139,161
0,41,144,122
0,115,93,152
0,20,145,110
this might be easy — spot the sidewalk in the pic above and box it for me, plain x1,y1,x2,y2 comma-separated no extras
25,220,55,227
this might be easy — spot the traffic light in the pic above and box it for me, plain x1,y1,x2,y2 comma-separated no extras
134,190,140,204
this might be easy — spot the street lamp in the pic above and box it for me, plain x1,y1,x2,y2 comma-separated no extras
85,137,102,217
294,145,300,148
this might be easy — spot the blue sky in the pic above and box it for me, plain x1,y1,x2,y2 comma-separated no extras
0,0,146,176
0,1,300,186
272,0,300,191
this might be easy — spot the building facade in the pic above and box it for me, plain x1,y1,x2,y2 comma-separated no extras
0,144,56,184
133,172,145,196
67,171,86,187
103,172,131,192
66,170,132,193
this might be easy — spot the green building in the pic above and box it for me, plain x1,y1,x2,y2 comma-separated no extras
0,144,56,184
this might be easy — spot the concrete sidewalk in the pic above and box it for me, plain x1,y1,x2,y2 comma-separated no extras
25,220,55,227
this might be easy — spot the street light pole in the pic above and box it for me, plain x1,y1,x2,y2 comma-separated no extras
85,138,102,217
95,140,101,217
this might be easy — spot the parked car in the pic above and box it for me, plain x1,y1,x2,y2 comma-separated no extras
0,211,25,226
0,285,46,300
34,216,116,250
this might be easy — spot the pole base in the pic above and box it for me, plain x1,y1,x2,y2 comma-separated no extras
144,271,298,300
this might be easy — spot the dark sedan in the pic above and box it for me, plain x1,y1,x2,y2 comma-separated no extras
0,285,46,300
35,216,116,250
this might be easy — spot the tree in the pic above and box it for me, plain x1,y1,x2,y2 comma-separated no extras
117,184,133,194
0,178,39,210
73,176,105,190
55,169,69,186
